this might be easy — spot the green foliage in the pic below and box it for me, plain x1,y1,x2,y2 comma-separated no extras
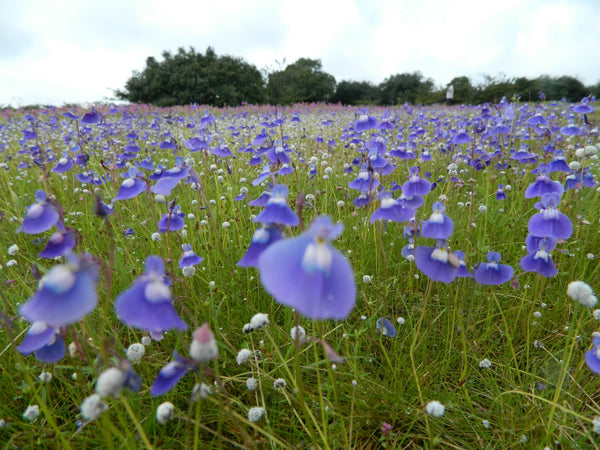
115,47,266,107
266,58,336,104
331,80,380,105
378,72,435,105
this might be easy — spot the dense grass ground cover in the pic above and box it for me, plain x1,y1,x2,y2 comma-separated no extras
0,100,599,449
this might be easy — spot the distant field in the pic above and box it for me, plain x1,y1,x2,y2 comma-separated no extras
0,100,599,448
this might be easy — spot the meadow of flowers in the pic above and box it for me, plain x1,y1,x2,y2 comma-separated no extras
0,98,599,448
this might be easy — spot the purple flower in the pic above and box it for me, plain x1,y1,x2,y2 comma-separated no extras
18,190,59,234
585,336,600,375
348,170,379,192
454,250,472,278
253,184,299,227
158,205,186,233
18,321,65,363
237,225,283,267
151,323,218,396
527,193,572,239
38,228,76,258
370,192,415,224
519,235,558,277
402,166,431,197
115,256,188,335
258,216,356,320
524,165,563,198
355,112,378,132
52,156,74,173
414,240,459,283
179,244,204,268
496,184,507,201
114,176,146,201
474,252,513,285
376,318,397,337
421,202,453,239
573,97,594,114
19,254,99,328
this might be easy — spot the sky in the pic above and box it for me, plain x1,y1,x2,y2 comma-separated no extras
1,0,599,107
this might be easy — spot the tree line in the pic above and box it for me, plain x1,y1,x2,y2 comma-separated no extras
115,46,600,107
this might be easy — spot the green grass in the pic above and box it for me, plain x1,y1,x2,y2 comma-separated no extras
0,102,599,448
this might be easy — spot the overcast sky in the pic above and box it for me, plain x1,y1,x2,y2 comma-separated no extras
1,0,599,107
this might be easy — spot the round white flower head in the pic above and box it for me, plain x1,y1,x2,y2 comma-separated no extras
337,200,345,208
362,275,372,284
246,377,258,391
154,194,166,204
7,244,19,255
247,406,265,423
482,419,490,429
38,371,52,383
249,313,269,331
189,323,219,363
567,280,598,308
425,400,445,418
95,367,126,397
273,378,287,390
479,358,492,369
0,418,6,429
593,416,600,434
156,401,175,425
190,382,212,401
182,266,196,277
290,325,306,341
151,232,161,242
242,323,253,334
141,336,152,346
397,317,406,325
236,348,253,365
22,405,40,422
80,394,108,421
126,343,145,362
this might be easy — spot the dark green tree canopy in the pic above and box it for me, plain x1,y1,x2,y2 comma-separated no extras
115,47,266,107
266,58,336,104
378,72,434,105
331,80,379,105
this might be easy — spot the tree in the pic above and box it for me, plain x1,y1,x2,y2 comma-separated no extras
378,72,434,105
115,47,266,107
331,80,379,105
448,76,475,104
266,58,336,104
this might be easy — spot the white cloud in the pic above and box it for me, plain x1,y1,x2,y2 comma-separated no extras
1,0,599,106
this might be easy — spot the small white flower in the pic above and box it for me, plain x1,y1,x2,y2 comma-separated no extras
337,200,345,207
397,317,405,325
247,406,265,423
273,378,287,390
141,336,152,346
7,244,19,255
151,232,161,242
95,367,126,397
362,275,372,284
126,343,145,362
222,221,230,229
154,195,167,204
38,371,52,383
593,416,600,434
250,313,269,330
567,280,598,308
246,377,258,391
519,435,527,444
6,259,17,267
482,419,490,429
593,309,600,320
533,311,542,318
236,348,253,365
425,400,445,418
305,194,315,202
0,418,6,428
156,402,175,425
80,394,108,421
479,358,492,369
68,341,79,358
22,405,40,422
182,266,195,277
478,205,487,214
588,253,595,260
290,325,306,341
191,382,212,401
569,161,581,171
